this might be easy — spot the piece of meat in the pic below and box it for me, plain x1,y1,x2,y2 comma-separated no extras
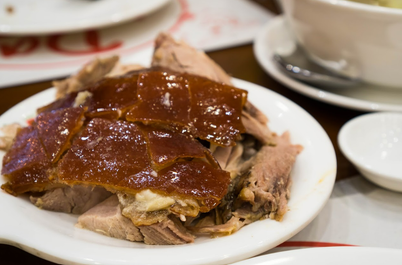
106,63,144,77
190,216,246,237
126,70,247,147
37,92,78,114
30,186,111,214
77,195,194,245
242,111,276,146
53,56,119,99
83,74,140,120
243,101,268,125
1,126,54,195
58,119,230,214
139,215,195,245
212,146,233,169
235,132,303,221
36,107,86,163
0,123,22,151
152,33,232,85
192,132,302,235
77,195,144,242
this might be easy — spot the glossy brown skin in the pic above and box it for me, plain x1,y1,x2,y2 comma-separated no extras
58,118,150,187
1,126,52,195
127,71,192,126
2,107,85,195
126,71,247,146
3,71,237,207
37,92,78,114
58,118,229,208
36,107,85,163
0,2,362,263
187,74,246,146
141,125,206,167
85,74,139,119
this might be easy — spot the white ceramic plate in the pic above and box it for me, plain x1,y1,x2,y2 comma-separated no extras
338,112,402,192
231,247,402,265
253,16,402,112
0,0,171,35
0,78,336,265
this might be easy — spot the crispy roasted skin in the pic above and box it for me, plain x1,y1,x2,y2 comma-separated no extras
1,126,54,195
58,118,230,212
126,71,247,147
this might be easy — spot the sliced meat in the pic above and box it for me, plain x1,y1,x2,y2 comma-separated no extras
195,132,302,235
152,33,232,85
243,101,268,125
212,146,233,169
30,186,111,214
190,216,246,237
53,56,119,99
225,144,245,177
0,123,22,151
242,111,276,146
77,195,143,242
139,215,195,245
235,132,302,221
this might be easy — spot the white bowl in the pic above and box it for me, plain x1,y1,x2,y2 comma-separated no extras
338,112,402,192
280,0,402,88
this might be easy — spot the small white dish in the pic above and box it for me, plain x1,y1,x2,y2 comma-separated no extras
0,0,171,35
253,16,402,112
338,112,402,192
230,247,402,265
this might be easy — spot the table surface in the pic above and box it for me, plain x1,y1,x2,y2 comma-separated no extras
0,1,363,264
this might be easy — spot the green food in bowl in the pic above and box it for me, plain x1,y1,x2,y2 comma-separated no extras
348,0,402,9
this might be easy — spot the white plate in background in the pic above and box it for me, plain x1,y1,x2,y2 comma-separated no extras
0,0,171,35
0,78,336,265
254,16,402,112
231,247,402,265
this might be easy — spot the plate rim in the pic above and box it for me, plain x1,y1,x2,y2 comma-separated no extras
253,15,402,113
0,0,172,35
231,246,402,265
0,78,337,265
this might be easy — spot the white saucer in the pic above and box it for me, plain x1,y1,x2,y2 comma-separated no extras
0,0,171,35
253,16,402,112
338,112,402,192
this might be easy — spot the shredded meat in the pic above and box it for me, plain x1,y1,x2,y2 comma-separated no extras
139,215,195,245
192,132,302,236
53,56,119,99
235,132,302,221
152,33,232,85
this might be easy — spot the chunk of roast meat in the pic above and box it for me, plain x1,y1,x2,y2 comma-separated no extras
77,195,194,244
30,186,111,214
152,33,232,85
77,195,144,242
53,56,119,99
139,216,195,245
192,132,302,236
